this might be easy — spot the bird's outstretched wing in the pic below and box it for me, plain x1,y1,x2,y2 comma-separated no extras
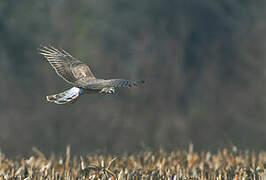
39,46,95,84
102,79,145,88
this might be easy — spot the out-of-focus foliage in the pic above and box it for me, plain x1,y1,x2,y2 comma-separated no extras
0,146,265,179
0,0,266,155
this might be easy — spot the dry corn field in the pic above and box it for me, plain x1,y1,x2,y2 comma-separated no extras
0,146,265,180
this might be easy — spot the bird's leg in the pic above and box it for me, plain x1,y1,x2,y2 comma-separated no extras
99,87,115,94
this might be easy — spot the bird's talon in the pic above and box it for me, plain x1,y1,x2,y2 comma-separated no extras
100,87,115,94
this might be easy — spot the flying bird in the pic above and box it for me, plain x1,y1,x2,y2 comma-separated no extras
39,46,144,104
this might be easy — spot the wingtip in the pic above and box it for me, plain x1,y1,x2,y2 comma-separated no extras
38,44,57,52
137,80,145,85
38,44,48,51
37,45,44,54
38,45,50,55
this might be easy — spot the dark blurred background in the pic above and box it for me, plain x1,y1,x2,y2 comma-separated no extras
1,0,266,156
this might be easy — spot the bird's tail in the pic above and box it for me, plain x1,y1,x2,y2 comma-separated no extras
46,87,83,104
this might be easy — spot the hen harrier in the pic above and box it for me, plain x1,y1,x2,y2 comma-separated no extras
39,46,144,104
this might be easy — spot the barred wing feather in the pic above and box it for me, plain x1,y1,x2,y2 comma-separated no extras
104,79,145,88
39,46,95,84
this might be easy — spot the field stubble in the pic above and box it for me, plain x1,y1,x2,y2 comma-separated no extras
0,145,265,179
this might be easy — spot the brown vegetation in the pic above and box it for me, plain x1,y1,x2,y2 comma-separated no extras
0,146,265,179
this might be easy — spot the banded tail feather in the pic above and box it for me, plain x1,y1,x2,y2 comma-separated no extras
46,87,83,104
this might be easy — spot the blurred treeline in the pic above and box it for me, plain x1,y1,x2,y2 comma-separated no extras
0,0,266,155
